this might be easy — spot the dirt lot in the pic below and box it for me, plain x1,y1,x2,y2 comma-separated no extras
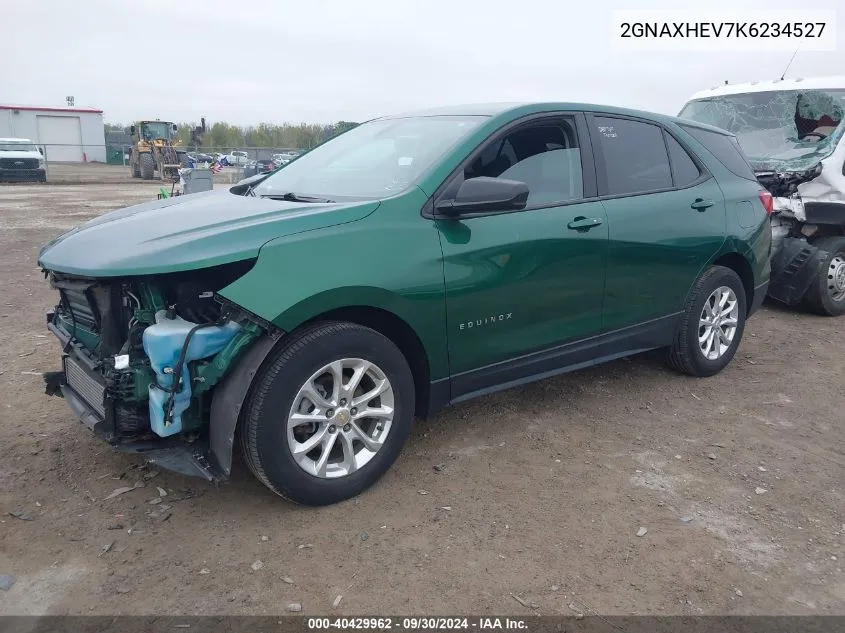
0,181,843,616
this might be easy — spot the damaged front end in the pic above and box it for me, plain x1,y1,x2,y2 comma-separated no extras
755,159,845,306
42,260,269,480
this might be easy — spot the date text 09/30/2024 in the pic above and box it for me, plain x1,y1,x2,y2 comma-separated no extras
307,618,528,630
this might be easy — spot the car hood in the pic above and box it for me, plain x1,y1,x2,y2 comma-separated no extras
0,150,42,160
37,189,379,277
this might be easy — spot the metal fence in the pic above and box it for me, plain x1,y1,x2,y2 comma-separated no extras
1,142,306,184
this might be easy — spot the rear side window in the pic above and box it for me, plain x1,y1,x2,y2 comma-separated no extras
593,117,672,195
680,125,757,181
665,133,701,187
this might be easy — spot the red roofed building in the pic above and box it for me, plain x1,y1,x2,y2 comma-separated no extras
0,104,106,162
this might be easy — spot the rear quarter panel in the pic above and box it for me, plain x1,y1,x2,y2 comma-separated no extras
671,123,772,294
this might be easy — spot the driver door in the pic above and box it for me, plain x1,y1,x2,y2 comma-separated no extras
434,114,609,397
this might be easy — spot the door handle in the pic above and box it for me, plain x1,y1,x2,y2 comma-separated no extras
567,216,603,231
691,198,714,211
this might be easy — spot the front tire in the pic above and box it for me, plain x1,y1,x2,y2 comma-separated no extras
139,153,155,180
668,266,747,377
805,236,845,316
240,322,415,506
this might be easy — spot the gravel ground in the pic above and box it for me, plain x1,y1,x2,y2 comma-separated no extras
0,182,843,616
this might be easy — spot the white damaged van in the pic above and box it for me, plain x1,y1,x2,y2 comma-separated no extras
680,76,845,315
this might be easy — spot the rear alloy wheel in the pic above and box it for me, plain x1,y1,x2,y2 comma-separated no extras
668,266,747,377
240,322,415,506
805,236,845,316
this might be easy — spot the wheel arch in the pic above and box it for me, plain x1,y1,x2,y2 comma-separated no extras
294,304,433,419
712,251,755,315
208,302,438,478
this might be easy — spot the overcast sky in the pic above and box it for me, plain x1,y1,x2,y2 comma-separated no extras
3,0,841,125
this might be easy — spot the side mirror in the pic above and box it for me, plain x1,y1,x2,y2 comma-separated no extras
129,125,136,136
38,147,44,156
436,177,529,215
172,124,178,133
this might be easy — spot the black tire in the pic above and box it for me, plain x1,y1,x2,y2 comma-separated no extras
668,265,747,377
139,153,155,180
240,321,415,506
804,236,845,316
130,153,141,178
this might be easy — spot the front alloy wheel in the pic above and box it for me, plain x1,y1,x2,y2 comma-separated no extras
288,359,394,478
240,322,415,506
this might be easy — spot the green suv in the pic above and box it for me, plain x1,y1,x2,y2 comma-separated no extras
38,103,772,505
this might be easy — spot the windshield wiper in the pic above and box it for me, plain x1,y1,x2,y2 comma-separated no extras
261,192,335,203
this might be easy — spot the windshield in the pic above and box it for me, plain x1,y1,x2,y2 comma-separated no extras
0,142,39,152
679,89,845,169
253,115,486,200
141,122,172,141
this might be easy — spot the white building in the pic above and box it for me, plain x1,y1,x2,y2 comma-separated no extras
0,104,106,162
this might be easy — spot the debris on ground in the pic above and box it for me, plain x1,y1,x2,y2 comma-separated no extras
550,585,560,591
98,541,115,557
636,527,648,537
567,603,584,617
333,595,343,608
417,490,429,495
675,455,682,460
510,593,538,609
104,482,143,500
707,453,717,460
142,470,160,481
298,544,313,550
735,588,743,597
433,464,446,472
107,523,124,530
680,516,694,523
286,603,302,612
250,560,264,571
260,535,269,542
758,466,768,472
115,585,131,595
360,532,369,541
755,487,768,495
0,574,16,591
156,487,167,497
282,577,294,585
199,568,210,575
8,510,33,521
148,498,162,505
441,506,452,511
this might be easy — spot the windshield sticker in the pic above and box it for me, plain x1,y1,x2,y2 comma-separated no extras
598,125,618,138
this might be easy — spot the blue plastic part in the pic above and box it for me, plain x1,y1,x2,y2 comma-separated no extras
142,310,242,437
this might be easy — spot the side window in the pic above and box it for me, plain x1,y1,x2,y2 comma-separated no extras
593,117,672,195
463,120,584,206
665,133,701,187
679,124,758,182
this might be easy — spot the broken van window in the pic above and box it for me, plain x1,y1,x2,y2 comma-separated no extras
678,89,845,171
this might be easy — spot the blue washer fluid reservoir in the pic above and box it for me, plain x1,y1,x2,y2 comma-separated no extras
142,310,242,437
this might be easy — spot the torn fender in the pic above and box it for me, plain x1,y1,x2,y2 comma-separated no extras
209,333,281,476
767,237,828,306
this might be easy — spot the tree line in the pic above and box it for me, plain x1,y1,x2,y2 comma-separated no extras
104,120,360,150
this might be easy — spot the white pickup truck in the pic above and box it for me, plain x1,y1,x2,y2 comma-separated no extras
0,137,47,182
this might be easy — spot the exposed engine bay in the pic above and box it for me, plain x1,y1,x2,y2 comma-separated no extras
42,260,267,478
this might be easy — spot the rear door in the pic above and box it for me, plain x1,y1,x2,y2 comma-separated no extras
587,114,727,331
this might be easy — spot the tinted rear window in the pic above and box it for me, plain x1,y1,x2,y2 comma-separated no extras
680,125,757,181
665,133,700,187
594,117,673,195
